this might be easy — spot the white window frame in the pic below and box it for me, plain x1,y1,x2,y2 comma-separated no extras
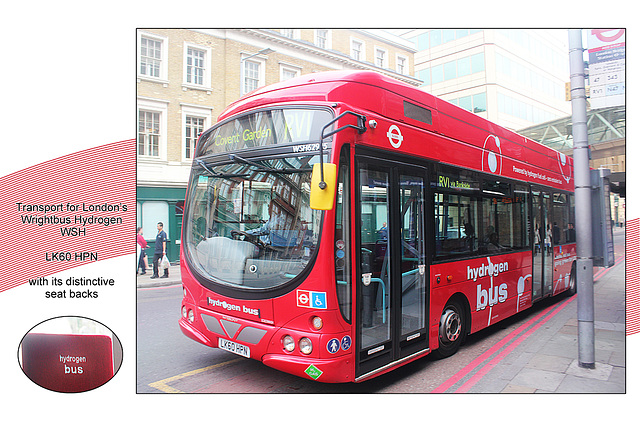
181,104,212,161
280,63,301,81
241,54,266,95
350,37,366,62
137,97,168,160
281,29,300,39
396,54,408,75
137,31,168,84
315,29,332,50
183,42,212,91
374,46,389,69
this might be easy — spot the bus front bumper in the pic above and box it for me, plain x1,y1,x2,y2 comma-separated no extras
262,353,353,383
180,317,354,383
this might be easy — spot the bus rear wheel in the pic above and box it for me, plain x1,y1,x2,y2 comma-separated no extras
566,263,577,295
435,300,465,358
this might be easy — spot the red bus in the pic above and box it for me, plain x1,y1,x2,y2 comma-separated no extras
179,70,576,383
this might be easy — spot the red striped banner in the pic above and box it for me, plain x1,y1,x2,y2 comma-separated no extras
0,140,136,293
627,218,640,335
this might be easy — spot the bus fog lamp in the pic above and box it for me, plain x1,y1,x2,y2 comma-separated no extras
299,337,313,355
311,316,323,330
283,335,295,352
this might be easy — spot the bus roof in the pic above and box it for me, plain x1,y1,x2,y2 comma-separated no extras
219,70,435,121
218,70,573,191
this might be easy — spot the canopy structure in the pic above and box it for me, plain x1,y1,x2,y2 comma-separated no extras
518,106,625,196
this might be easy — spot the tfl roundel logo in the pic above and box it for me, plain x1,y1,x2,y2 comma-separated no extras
557,152,572,183
387,125,403,149
482,135,502,174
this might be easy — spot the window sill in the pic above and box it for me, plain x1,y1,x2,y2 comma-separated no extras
182,83,212,94
137,75,169,87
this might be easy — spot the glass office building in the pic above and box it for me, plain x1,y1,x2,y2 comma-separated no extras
399,29,571,131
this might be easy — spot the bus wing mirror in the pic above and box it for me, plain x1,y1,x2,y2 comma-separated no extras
310,163,337,211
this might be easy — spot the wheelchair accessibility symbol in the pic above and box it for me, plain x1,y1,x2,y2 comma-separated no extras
341,335,352,351
297,290,327,309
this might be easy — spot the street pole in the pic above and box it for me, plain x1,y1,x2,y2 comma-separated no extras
568,29,595,369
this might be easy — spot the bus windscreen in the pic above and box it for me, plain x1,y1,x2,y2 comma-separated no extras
184,154,324,291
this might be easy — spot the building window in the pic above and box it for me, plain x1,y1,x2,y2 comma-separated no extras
138,111,160,157
185,116,205,159
431,64,443,84
140,37,162,78
139,201,169,241
417,68,430,85
280,65,300,81
430,30,442,47
243,60,260,94
471,52,485,73
397,55,407,75
282,29,294,38
183,43,212,90
138,32,168,82
351,39,363,61
448,92,487,114
181,105,211,161
457,56,471,77
186,47,205,85
315,30,329,49
375,47,388,69
444,60,457,80
473,93,487,113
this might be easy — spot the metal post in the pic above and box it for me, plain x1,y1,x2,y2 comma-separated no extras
568,29,595,369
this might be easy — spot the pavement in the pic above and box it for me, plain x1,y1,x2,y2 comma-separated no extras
136,229,626,393
137,263,182,288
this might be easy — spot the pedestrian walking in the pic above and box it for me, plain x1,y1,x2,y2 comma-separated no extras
137,227,150,274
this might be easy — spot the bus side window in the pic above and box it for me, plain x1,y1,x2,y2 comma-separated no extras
568,194,576,243
434,192,478,259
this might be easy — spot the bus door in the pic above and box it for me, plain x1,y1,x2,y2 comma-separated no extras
531,188,553,300
355,156,429,379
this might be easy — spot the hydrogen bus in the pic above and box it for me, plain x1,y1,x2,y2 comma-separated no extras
179,70,576,383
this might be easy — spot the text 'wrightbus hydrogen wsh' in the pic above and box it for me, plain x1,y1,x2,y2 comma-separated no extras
179,70,576,383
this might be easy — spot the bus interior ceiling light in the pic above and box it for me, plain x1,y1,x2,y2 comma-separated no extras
318,111,367,188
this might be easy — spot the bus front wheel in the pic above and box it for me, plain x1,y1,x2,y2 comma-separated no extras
435,299,465,358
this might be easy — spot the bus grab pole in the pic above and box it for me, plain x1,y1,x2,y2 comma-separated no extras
568,29,595,369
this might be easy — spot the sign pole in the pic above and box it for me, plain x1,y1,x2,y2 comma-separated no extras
568,29,595,369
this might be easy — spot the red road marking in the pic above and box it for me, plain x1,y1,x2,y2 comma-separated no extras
454,297,574,393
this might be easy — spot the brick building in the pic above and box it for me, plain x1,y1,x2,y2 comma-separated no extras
136,29,418,261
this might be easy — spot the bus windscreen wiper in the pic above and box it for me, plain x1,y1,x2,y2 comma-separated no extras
195,158,249,178
228,154,311,174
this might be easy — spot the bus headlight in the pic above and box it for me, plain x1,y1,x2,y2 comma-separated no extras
283,335,295,352
188,309,195,323
182,306,188,318
299,337,313,355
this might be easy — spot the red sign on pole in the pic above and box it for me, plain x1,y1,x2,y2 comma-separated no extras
21,333,114,393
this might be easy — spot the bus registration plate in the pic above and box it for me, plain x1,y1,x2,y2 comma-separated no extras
218,338,250,358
